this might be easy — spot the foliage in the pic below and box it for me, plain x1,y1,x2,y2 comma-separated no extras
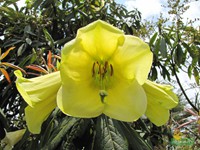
0,0,199,149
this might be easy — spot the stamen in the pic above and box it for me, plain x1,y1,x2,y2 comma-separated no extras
103,61,108,73
92,62,96,77
110,64,113,76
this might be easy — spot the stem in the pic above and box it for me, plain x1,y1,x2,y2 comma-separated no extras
172,64,199,112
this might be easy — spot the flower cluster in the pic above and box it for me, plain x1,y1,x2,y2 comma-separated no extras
15,20,178,134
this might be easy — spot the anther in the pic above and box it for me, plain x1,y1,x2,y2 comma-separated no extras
92,62,96,77
110,64,113,76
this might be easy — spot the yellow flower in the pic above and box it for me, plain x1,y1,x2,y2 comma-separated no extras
14,70,61,134
173,129,182,140
15,20,178,134
143,80,178,126
57,20,153,122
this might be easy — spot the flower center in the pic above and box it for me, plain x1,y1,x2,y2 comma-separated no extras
92,61,114,103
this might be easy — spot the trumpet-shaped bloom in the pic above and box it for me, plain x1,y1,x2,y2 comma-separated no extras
15,70,61,134
143,80,179,126
15,20,178,134
57,20,153,121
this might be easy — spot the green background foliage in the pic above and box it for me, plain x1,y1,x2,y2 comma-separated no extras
0,0,199,149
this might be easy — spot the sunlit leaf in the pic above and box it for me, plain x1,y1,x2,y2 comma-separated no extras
26,65,48,74
17,44,26,56
149,32,158,46
193,67,199,85
43,28,54,48
0,68,11,83
1,62,26,74
25,38,32,45
188,65,193,78
0,47,15,60
47,51,52,69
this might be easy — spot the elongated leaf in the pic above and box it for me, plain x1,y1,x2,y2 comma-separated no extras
47,51,52,69
43,28,54,48
32,0,43,9
26,65,48,74
0,68,11,83
193,67,199,85
0,47,15,60
1,62,26,73
160,38,167,57
154,38,160,56
95,115,128,150
149,32,158,46
42,117,80,150
188,65,193,78
175,44,183,66
118,122,152,150
17,43,26,56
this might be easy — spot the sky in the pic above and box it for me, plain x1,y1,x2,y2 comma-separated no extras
16,0,200,26
116,0,200,27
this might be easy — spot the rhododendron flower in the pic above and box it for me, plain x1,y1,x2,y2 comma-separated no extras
15,20,178,134
57,20,152,121
15,70,61,133
143,80,178,126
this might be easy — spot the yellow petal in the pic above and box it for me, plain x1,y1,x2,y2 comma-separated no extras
143,80,178,109
145,101,170,126
77,20,125,60
14,70,61,133
57,81,104,118
112,35,153,85
103,79,147,122
14,70,61,107
143,80,178,126
60,37,104,118
61,39,93,81
25,97,56,134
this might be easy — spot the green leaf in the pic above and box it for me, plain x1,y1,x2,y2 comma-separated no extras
95,115,128,150
32,0,43,9
118,122,152,150
149,32,158,46
25,38,32,45
150,67,157,81
43,28,55,48
193,67,199,85
175,44,183,66
160,38,167,57
188,65,193,78
17,43,26,56
154,38,160,56
24,25,31,33
42,117,80,150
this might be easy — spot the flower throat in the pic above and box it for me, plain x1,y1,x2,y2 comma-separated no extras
92,61,114,103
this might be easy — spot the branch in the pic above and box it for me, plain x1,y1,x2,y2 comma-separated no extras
172,64,199,112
